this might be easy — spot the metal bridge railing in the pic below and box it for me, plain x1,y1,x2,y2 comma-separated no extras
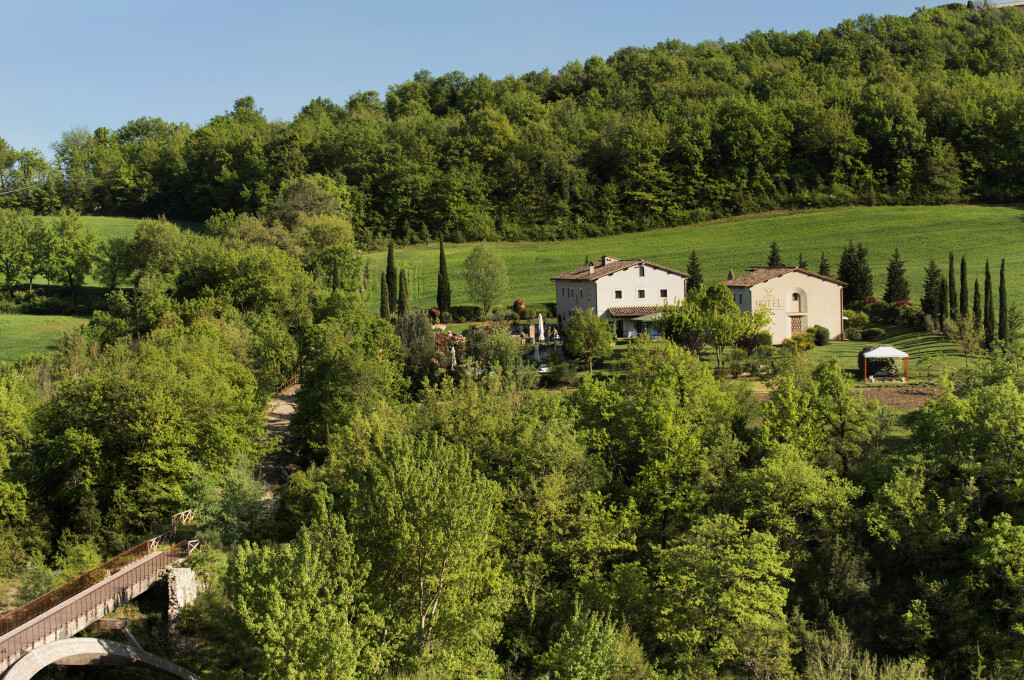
0,539,198,669
0,510,196,638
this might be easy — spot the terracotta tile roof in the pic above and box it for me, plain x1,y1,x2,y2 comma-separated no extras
552,256,688,281
607,305,663,318
722,266,847,288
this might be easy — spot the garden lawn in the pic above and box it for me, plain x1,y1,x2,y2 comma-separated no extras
0,314,89,362
806,324,966,378
368,205,1024,313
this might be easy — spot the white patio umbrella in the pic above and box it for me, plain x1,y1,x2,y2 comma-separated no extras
538,313,545,342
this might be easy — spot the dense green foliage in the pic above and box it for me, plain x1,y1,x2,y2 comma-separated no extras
6,5,1024,243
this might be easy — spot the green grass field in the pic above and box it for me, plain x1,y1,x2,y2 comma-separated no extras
369,205,1024,312
0,314,88,363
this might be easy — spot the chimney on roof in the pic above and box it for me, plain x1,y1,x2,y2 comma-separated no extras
728,269,735,280
602,255,617,266
588,264,594,274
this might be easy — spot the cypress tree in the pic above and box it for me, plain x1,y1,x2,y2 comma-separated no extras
437,239,451,314
948,252,957,317
380,271,391,318
940,277,948,329
883,248,910,303
999,258,1008,341
974,279,982,329
687,250,704,291
921,259,943,317
819,251,831,278
797,253,808,269
960,256,968,318
386,241,398,311
984,261,995,347
767,241,783,267
398,268,409,315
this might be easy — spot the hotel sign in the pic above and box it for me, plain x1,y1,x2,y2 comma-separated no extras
756,287,783,311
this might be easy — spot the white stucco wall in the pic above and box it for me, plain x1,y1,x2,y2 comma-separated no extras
555,280,599,324
594,264,686,318
729,271,844,344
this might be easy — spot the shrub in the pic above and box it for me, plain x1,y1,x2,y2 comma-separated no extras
857,344,900,377
782,332,816,352
844,309,868,331
810,325,831,346
847,328,862,340
863,301,887,321
512,299,526,318
449,305,482,322
862,327,886,341
736,330,774,351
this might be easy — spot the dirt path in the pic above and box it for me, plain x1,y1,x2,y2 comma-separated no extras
257,384,301,485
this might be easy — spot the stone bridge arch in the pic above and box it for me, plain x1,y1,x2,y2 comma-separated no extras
1,638,198,680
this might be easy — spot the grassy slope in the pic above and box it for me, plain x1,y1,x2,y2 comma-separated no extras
806,323,965,377
0,314,89,362
369,205,1024,312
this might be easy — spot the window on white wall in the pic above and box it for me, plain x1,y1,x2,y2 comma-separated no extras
660,289,668,298
639,266,645,277
637,289,646,299
615,290,623,299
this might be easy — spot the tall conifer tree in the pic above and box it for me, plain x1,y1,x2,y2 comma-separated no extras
798,253,808,269
687,250,704,291
380,271,391,318
921,259,943,316
999,258,1008,341
940,278,948,329
857,244,873,299
948,252,957,317
984,261,995,347
386,241,398,311
883,248,910,303
960,256,968,318
974,279,982,329
767,241,783,267
437,239,451,314
839,242,872,301
398,268,409,315
819,252,831,278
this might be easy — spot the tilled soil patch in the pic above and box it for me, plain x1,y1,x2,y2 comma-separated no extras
858,384,940,410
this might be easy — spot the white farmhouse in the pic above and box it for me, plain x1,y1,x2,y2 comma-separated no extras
552,256,688,337
723,266,846,344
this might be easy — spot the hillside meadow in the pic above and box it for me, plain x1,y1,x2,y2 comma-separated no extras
368,205,1024,312
0,314,89,362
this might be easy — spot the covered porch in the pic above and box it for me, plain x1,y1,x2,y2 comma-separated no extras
607,306,662,338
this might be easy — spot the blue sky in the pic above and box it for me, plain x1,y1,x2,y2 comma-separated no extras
2,0,927,156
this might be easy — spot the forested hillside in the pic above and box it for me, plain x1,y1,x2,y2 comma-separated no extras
4,4,1024,243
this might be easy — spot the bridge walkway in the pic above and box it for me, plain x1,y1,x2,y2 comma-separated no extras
0,531,197,675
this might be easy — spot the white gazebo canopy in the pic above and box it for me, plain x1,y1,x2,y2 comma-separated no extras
862,346,909,359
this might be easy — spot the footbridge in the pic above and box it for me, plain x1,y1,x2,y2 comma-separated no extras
0,511,199,678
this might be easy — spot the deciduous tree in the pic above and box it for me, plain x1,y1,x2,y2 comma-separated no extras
565,307,614,372
463,244,507,317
